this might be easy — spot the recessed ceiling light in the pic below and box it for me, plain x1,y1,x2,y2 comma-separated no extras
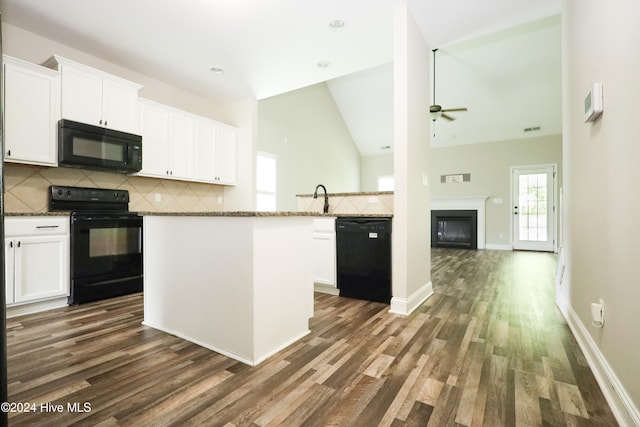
328,19,345,30
210,67,224,75
317,60,331,68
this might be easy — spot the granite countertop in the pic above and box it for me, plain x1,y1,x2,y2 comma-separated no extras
139,211,335,217
296,191,393,197
5,211,392,218
5,212,70,217
140,211,393,218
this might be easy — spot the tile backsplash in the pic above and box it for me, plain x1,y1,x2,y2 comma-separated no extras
297,193,393,215
3,163,225,213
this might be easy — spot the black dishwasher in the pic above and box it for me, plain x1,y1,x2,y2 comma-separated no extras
336,217,392,304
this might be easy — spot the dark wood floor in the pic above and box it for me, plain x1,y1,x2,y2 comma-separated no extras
6,248,618,426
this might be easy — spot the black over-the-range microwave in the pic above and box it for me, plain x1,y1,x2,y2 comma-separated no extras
58,119,143,173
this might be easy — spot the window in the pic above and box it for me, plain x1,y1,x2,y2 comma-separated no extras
377,176,394,191
256,152,276,211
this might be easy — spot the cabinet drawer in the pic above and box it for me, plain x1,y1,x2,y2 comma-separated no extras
5,217,69,237
313,218,336,233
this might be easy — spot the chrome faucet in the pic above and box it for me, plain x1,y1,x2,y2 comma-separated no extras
313,184,329,214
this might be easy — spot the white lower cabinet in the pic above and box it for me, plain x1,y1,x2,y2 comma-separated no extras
5,217,70,306
313,218,336,291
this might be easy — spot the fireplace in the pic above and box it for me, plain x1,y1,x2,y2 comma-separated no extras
431,210,478,249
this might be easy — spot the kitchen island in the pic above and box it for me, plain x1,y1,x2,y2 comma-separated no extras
142,212,320,365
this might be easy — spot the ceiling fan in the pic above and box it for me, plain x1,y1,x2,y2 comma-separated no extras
430,49,468,121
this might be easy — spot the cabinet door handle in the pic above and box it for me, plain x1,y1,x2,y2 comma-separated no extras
36,225,59,229
6,149,10,156
17,241,21,248
9,241,13,248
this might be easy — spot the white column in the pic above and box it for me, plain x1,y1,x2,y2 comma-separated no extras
390,2,433,315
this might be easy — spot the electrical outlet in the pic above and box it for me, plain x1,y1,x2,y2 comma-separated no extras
154,193,161,202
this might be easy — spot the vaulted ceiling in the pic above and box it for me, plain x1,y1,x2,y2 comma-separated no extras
0,0,562,155
328,15,561,155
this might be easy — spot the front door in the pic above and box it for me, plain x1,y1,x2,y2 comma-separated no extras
512,165,556,252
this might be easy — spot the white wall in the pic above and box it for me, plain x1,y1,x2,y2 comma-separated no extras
562,1,640,424
225,98,258,211
430,135,562,248
257,83,361,211
361,135,562,248
361,154,394,191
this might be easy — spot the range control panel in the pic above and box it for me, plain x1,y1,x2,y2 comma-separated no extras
49,185,130,211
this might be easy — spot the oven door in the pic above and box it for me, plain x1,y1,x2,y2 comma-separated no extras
70,213,143,304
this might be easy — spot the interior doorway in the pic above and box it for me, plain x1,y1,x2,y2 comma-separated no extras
511,165,556,252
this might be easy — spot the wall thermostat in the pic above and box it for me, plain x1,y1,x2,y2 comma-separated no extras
584,83,603,123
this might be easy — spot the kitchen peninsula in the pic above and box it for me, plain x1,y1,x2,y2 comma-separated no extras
142,212,325,366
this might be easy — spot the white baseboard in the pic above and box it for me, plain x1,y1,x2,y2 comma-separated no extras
252,330,311,366
7,297,68,318
389,281,433,316
314,283,339,295
142,321,256,366
556,294,640,426
142,320,310,367
485,243,512,251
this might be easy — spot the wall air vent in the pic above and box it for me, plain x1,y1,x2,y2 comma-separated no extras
523,126,542,133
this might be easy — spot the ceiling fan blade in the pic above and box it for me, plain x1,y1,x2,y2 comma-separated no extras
442,107,468,113
441,113,456,121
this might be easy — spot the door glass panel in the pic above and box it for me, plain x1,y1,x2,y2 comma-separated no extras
518,173,548,242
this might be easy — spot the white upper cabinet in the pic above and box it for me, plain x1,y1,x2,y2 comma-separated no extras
138,99,169,177
167,110,194,180
194,120,237,185
2,55,59,166
138,99,194,180
139,98,236,185
215,125,237,185
193,119,217,182
45,55,142,134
